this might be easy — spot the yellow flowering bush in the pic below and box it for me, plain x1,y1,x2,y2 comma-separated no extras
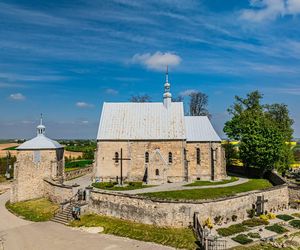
203,217,214,229
259,214,269,221
267,213,276,220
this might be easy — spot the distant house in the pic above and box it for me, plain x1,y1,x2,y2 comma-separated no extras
95,73,226,184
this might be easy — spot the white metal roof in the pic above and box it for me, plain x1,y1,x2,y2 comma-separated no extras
17,134,63,150
97,102,186,140
184,116,221,142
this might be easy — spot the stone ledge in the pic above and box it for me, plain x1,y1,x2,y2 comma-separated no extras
43,178,73,189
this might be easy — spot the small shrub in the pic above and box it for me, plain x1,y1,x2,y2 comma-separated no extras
247,209,255,218
214,215,222,224
232,234,253,245
232,215,238,222
217,224,248,237
242,218,269,227
259,214,269,222
203,217,214,229
247,232,260,239
276,214,294,221
267,213,276,220
289,219,300,229
265,224,289,234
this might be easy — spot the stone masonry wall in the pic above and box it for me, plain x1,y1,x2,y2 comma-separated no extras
95,140,186,184
11,150,57,203
186,142,226,181
95,140,226,183
43,179,74,204
64,166,93,181
88,185,289,227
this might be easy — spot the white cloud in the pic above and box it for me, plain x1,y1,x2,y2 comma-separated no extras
9,93,26,101
76,102,94,108
105,88,119,95
241,0,300,22
132,51,181,70
179,89,197,96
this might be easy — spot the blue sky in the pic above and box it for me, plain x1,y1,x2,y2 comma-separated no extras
1,0,300,139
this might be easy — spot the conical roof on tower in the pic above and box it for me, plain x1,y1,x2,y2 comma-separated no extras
17,115,63,150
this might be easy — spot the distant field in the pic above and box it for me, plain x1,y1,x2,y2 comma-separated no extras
0,143,19,157
0,143,83,158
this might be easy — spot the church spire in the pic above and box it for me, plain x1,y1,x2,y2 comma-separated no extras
37,113,46,135
163,65,172,108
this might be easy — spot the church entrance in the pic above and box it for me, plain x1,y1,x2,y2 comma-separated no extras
184,149,189,182
142,166,148,183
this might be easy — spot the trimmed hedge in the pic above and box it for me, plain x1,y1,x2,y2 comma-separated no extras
217,224,248,237
276,214,294,221
232,234,253,245
265,224,289,234
289,220,300,229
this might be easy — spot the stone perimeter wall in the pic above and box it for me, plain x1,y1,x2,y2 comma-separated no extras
64,166,93,181
43,179,74,204
88,185,289,228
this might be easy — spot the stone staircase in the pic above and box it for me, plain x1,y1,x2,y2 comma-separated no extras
51,204,73,225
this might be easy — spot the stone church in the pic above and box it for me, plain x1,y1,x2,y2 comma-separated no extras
95,74,226,184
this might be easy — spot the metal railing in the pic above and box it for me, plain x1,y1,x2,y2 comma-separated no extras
193,213,227,250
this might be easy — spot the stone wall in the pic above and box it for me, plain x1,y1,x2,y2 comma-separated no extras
64,166,93,181
186,142,226,181
95,140,186,184
43,178,74,203
95,140,226,184
88,185,289,227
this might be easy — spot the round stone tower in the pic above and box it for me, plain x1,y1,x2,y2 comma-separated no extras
11,116,64,203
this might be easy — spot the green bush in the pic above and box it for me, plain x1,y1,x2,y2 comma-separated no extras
289,220,300,229
242,218,269,227
265,224,289,234
92,182,117,189
276,214,294,221
232,234,253,245
247,232,261,239
217,224,248,237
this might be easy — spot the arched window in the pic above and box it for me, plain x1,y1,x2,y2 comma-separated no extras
168,152,173,163
155,169,159,176
145,152,149,163
196,148,201,164
114,152,119,163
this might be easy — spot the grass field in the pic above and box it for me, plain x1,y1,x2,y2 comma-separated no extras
70,214,197,250
184,176,239,187
92,181,155,191
65,159,93,172
140,179,273,200
6,198,59,222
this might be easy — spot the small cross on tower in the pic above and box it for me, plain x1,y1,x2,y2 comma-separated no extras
112,148,131,186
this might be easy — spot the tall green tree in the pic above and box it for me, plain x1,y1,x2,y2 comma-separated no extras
224,91,294,176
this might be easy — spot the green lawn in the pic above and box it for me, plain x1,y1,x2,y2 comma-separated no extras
69,214,197,250
6,198,59,222
140,179,273,201
0,175,6,183
184,176,239,187
65,159,93,172
92,181,155,191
